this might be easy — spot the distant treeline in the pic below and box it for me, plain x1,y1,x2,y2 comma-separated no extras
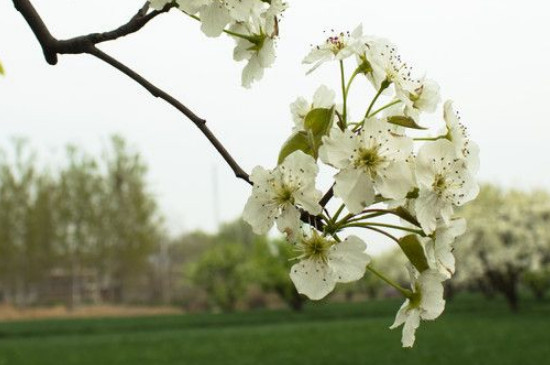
1,138,549,313
0,136,163,307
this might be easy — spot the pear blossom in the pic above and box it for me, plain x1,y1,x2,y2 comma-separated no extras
303,25,365,74
188,0,258,37
290,233,371,300
415,139,478,234
243,150,322,239
425,218,467,277
443,100,480,173
403,79,441,120
365,40,421,99
262,0,288,35
390,267,446,347
319,118,415,214
231,21,276,88
290,85,336,131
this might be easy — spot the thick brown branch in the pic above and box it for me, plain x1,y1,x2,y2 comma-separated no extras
13,0,173,64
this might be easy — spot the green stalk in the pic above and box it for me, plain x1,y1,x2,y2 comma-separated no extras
368,99,401,118
339,61,347,127
344,222,425,236
364,80,390,119
367,265,413,298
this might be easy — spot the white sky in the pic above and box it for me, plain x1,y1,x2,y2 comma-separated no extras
1,0,550,252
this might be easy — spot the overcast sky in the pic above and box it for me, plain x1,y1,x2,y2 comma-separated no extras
1,0,550,251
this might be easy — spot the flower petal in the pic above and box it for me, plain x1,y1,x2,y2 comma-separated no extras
327,235,370,283
334,168,375,215
290,258,336,300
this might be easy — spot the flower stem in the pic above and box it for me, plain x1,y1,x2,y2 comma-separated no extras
368,99,401,118
332,204,346,224
367,265,412,298
365,80,390,119
339,60,347,127
344,222,425,236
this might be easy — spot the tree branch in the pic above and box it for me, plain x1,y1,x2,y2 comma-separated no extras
11,0,327,228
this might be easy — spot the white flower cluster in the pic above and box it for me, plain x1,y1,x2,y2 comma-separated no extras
243,24,480,347
150,0,287,87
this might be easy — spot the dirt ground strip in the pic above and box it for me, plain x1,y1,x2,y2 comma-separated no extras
0,305,183,321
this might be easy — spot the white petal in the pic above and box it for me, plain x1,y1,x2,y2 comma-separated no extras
242,195,276,234
258,38,276,68
376,161,415,200
327,235,370,283
200,4,232,37
402,309,421,347
241,55,264,88
282,151,322,215
233,38,253,61
319,128,358,170
415,190,449,234
276,204,301,241
418,270,446,320
303,46,333,65
415,139,457,188
334,168,375,215
290,97,310,127
312,85,335,108
390,299,410,329
290,258,336,300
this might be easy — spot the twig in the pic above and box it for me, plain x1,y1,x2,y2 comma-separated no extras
11,0,326,228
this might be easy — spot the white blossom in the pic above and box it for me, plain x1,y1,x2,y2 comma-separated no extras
443,100,480,173
262,0,288,35
415,139,478,234
403,79,441,120
290,233,371,300
425,218,467,278
231,22,276,88
390,267,446,347
303,25,365,74
290,85,335,131
319,118,415,214
243,151,322,239
364,40,422,100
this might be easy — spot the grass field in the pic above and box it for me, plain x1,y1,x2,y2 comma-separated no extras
0,295,549,365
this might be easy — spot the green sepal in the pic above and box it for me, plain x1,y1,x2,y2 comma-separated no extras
277,131,313,165
387,116,427,130
0,61,4,76
398,234,430,272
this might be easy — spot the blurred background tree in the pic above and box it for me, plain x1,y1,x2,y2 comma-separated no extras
454,185,550,311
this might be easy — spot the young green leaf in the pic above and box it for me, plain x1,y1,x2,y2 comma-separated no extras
398,234,430,272
387,116,427,130
304,107,334,136
277,131,313,164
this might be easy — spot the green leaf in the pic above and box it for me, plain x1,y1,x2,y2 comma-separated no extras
387,116,427,130
304,107,334,136
398,234,430,272
277,131,313,165
277,108,335,165
0,61,4,76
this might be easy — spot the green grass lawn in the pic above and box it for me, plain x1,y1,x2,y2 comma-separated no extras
0,296,549,365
